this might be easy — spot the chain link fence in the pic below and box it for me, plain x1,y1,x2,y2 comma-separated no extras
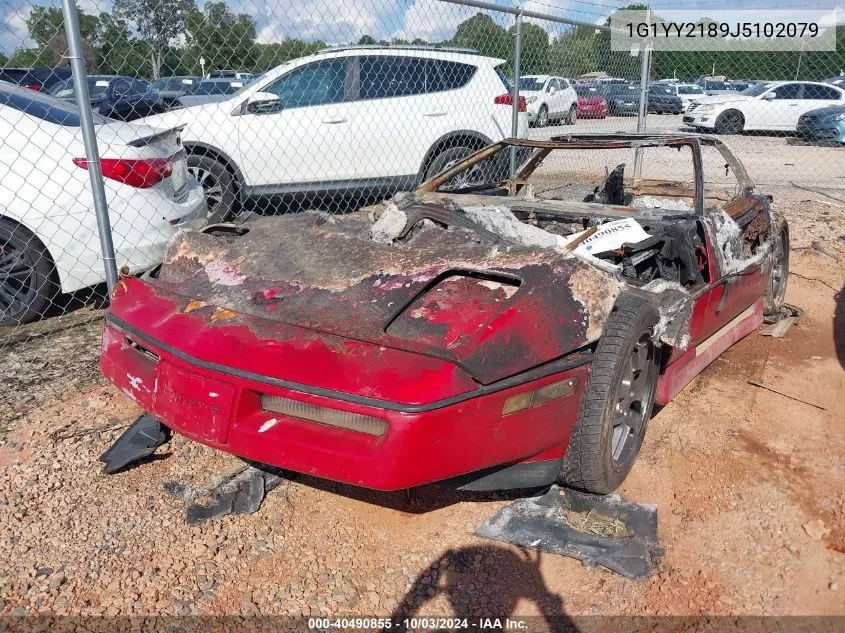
1,0,844,422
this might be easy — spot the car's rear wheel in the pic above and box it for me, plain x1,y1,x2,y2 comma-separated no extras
424,145,476,180
714,109,744,134
187,154,236,223
565,105,577,125
764,227,790,315
558,295,660,494
536,105,549,128
0,219,57,326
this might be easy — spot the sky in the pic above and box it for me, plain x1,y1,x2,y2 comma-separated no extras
1,0,843,56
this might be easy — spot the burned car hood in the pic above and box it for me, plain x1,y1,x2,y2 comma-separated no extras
148,205,622,385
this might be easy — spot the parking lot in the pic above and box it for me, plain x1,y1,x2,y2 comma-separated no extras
1,120,843,622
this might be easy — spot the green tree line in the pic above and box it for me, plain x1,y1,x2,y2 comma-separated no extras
4,2,843,83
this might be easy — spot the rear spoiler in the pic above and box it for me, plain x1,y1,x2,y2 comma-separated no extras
127,124,186,148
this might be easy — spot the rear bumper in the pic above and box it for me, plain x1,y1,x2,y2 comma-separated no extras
101,316,589,491
577,104,607,118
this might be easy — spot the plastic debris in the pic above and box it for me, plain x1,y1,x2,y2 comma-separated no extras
476,485,662,579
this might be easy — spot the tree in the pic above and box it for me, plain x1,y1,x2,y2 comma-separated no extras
513,22,549,75
0,52,8,67
25,5,99,68
95,12,150,76
114,0,194,79
182,2,256,75
450,13,510,65
253,40,325,72
549,27,598,78
358,35,375,45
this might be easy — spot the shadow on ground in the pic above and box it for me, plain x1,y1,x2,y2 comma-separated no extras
387,544,575,630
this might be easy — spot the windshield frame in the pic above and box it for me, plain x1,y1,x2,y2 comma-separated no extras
413,135,757,217
519,77,547,92
740,82,775,97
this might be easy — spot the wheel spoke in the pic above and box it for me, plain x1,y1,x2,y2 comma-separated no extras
1,262,31,280
0,282,21,311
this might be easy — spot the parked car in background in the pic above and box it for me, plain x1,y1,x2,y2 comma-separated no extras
595,77,629,86
574,85,607,119
139,46,528,222
672,83,706,109
51,75,166,121
601,84,640,116
796,104,845,144
152,76,201,108
727,80,755,92
825,76,845,89
647,84,684,114
0,67,71,93
175,78,245,107
208,70,254,80
520,75,577,126
684,80,845,134
694,77,738,95
0,81,206,325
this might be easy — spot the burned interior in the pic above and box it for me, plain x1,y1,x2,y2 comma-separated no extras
414,134,777,294
147,134,781,355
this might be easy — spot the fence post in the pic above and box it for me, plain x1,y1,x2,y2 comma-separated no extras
510,7,523,177
60,0,118,292
632,42,652,181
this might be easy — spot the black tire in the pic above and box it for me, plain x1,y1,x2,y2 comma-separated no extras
559,295,660,494
424,145,476,180
536,105,549,128
565,105,577,125
186,154,236,223
764,226,790,315
0,219,58,326
714,109,744,134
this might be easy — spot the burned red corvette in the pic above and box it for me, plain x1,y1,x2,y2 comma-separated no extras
100,134,788,494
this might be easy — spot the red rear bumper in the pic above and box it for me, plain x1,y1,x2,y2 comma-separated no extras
100,281,590,491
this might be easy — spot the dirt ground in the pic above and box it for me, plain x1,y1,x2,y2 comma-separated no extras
0,183,843,624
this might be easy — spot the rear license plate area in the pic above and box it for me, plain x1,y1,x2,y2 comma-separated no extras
155,362,234,444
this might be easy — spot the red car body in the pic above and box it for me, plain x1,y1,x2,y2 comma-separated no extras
100,135,787,493
577,95,608,119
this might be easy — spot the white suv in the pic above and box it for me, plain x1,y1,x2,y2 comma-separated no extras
520,75,578,127
141,46,528,220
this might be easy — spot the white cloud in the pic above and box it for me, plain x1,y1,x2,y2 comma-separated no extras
1,6,35,55
391,0,472,42
251,0,394,45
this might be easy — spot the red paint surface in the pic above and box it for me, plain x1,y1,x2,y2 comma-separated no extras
577,96,608,119
656,298,763,405
101,313,588,490
102,278,588,489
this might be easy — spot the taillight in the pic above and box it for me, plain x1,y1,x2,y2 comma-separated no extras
24,83,41,91
73,157,172,188
494,93,527,112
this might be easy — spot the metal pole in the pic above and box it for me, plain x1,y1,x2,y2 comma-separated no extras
60,0,118,291
510,8,523,177
438,0,614,33
633,7,653,181
632,44,651,180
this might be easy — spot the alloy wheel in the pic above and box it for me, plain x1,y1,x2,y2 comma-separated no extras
188,165,224,217
610,333,658,465
0,239,38,322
